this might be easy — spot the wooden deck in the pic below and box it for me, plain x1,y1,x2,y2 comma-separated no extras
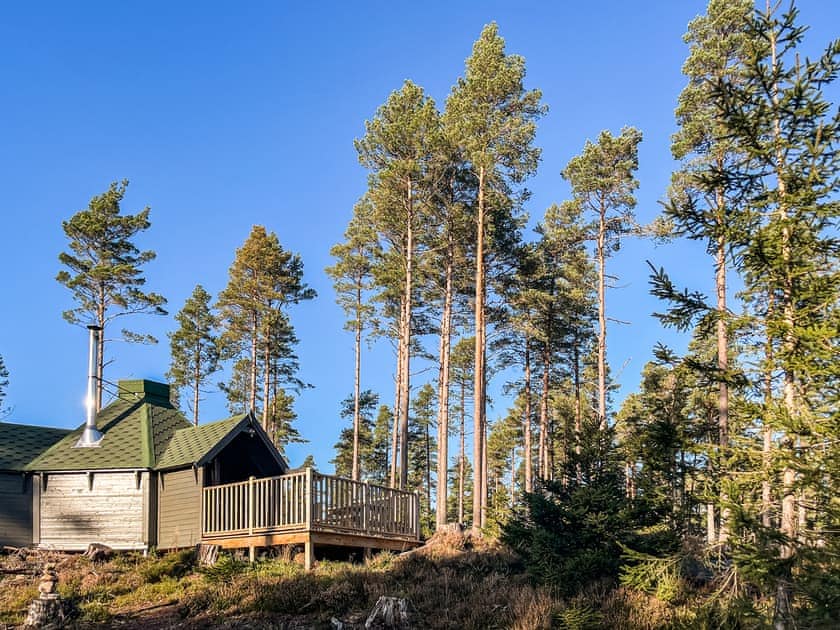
201,468,421,567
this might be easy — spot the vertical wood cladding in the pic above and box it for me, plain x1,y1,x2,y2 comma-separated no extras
0,473,33,547
158,468,202,548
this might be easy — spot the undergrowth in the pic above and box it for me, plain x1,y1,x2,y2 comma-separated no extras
0,539,807,628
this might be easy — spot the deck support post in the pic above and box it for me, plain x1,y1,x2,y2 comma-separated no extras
304,536,314,571
248,476,255,563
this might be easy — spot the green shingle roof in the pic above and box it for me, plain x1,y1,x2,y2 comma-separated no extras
0,422,72,471
155,414,247,470
26,380,192,472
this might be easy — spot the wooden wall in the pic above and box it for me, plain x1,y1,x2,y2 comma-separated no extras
157,468,202,549
39,472,148,550
0,472,32,547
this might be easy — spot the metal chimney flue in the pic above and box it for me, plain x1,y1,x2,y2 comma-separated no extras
76,325,104,448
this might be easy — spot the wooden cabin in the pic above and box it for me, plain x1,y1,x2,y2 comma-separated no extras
0,422,70,547
24,379,286,551
3,378,421,565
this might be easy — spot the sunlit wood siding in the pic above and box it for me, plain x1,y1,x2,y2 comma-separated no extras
39,472,148,550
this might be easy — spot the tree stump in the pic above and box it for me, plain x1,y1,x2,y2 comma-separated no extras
197,543,219,566
83,543,112,563
365,596,410,629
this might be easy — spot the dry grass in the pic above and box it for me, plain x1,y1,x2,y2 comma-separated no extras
0,537,748,629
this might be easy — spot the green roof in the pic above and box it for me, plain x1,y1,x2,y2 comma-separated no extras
27,380,192,472
155,414,247,470
0,422,72,471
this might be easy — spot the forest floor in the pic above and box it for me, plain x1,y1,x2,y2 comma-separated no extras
1,531,680,629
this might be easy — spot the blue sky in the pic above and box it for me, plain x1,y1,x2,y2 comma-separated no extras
1,1,837,471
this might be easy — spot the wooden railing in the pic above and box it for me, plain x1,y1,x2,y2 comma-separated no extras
202,468,420,541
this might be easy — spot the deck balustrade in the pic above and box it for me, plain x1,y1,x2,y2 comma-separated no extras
201,468,420,543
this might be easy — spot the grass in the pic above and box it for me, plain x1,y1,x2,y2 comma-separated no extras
0,537,771,629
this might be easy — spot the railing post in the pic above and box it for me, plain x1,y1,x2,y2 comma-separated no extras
362,481,368,532
248,476,255,563
414,491,421,540
305,467,313,531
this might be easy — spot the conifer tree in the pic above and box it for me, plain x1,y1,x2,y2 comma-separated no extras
217,226,314,429
666,0,753,543
56,180,167,409
266,388,305,456
449,336,474,523
332,390,378,479
368,404,393,484
427,139,475,528
355,80,440,489
445,23,545,527
326,198,378,480
714,4,840,623
409,383,437,533
167,285,220,425
562,127,642,434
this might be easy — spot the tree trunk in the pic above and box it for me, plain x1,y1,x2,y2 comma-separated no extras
771,23,795,628
435,252,453,527
96,285,106,411
193,340,200,426
597,200,607,432
390,339,402,488
262,331,271,431
352,291,362,481
458,380,465,524
715,213,730,544
399,176,414,489
538,345,550,479
524,340,533,493
573,341,582,483
249,312,258,413
472,166,487,529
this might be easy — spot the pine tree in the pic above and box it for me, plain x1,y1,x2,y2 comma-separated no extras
326,197,378,480
167,285,221,425
356,80,440,489
445,22,545,527
217,226,315,429
562,128,642,434
666,0,754,544
56,180,167,409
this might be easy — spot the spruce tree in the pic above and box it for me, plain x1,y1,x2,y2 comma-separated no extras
445,22,545,527
714,3,840,623
167,285,220,425
332,390,378,479
56,180,167,409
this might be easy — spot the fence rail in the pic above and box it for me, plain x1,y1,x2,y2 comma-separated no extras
202,468,420,542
